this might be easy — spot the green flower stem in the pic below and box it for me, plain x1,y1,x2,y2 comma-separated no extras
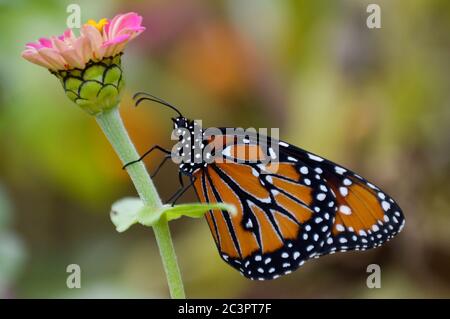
96,107,185,299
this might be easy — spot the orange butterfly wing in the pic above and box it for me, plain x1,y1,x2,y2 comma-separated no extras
191,132,405,279
279,143,405,255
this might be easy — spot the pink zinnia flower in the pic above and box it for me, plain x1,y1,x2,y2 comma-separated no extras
22,12,145,71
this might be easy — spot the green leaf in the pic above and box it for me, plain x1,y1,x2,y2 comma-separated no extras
110,197,143,232
110,197,236,232
138,202,237,227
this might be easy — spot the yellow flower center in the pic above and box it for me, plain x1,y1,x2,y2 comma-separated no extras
86,18,108,32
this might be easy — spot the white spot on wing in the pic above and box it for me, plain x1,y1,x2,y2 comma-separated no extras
343,178,352,186
308,153,324,162
339,205,352,215
316,193,326,201
382,201,391,211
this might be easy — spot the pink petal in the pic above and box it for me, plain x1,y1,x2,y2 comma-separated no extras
51,36,70,52
103,34,130,57
22,50,54,69
58,37,89,69
111,42,128,56
38,38,53,48
104,13,126,39
26,42,44,49
101,12,145,56
115,26,145,40
117,13,143,32
63,28,74,40
106,12,143,40
102,34,130,47
36,48,68,70
80,24,105,60
76,36,93,65
59,48,85,69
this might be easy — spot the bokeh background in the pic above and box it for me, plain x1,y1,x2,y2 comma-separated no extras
0,0,449,298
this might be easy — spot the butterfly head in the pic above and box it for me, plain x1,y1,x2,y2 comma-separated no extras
132,92,207,175
171,116,189,129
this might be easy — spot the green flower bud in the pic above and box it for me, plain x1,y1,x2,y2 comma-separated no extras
51,54,125,115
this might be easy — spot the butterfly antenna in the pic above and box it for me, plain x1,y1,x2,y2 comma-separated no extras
133,92,183,117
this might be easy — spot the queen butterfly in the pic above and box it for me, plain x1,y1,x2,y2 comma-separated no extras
126,92,405,280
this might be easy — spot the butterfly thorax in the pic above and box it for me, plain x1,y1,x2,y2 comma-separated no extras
172,116,207,176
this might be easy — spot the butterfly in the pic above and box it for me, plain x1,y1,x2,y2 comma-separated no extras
126,92,406,280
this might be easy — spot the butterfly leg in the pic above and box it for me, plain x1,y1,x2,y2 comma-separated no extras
166,176,196,206
122,145,171,169
178,170,184,187
150,155,171,178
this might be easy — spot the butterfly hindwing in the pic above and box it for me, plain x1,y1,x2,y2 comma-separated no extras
279,142,406,255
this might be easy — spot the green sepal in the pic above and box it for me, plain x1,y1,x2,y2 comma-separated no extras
65,90,78,102
79,80,103,100
97,84,120,108
64,77,82,92
82,64,105,82
53,54,124,115
104,66,122,86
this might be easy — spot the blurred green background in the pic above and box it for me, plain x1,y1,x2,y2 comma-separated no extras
0,0,449,298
